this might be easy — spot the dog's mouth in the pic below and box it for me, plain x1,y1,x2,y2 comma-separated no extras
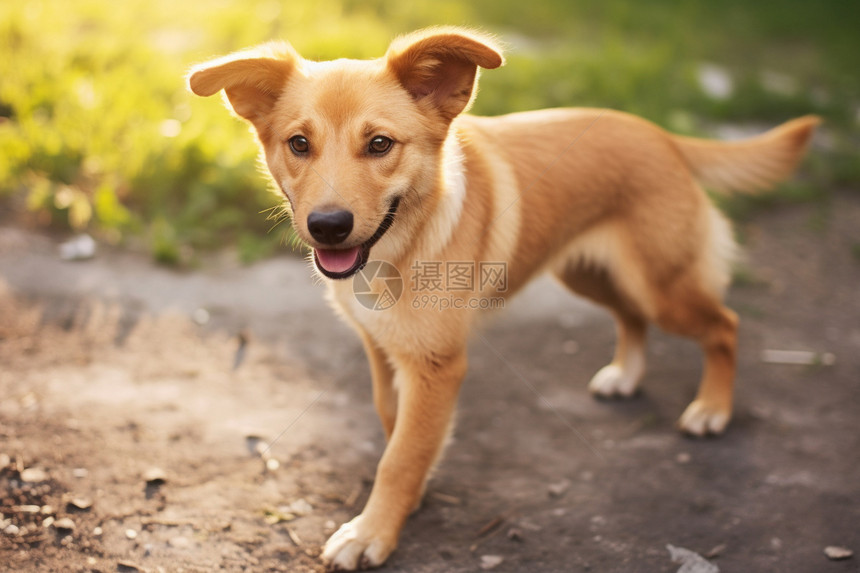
313,197,400,280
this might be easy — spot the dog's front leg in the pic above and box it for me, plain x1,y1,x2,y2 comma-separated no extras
322,349,467,570
359,332,397,440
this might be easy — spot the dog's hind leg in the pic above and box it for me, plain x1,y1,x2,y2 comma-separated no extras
552,261,648,398
654,272,739,436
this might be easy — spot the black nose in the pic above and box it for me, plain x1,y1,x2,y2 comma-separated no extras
307,210,354,245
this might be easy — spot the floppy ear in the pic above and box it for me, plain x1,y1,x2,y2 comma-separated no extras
385,27,504,120
187,42,298,137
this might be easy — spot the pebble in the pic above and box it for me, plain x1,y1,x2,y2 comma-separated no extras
20,468,48,483
169,536,191,549
92,526,103,536
59,234,96,260
667,544,719,573
72,468,88,478
143,468,167,485
285,498,313,516
192,308,211,325
548,479,571,497
824,546,853,560
125,528,138,539
53,517,76,531
68,497,93,510
4,524,20,536
480,555,504,570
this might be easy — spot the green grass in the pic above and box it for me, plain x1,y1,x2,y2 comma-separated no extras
0,0,857,263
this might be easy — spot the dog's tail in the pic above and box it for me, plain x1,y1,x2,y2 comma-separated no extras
671,115,820,194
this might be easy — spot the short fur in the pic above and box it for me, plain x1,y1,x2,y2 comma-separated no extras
188,27,818,570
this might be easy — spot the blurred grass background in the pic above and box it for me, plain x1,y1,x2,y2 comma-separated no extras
1,0,857,264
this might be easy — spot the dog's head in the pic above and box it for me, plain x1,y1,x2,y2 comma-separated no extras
188,28,503,279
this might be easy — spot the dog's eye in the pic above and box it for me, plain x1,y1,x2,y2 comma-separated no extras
288,135,310,155
368,136,393,155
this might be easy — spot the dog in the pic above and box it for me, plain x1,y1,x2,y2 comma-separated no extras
188,27,818,570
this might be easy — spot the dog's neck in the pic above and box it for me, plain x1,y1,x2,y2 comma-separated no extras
428,134,468,254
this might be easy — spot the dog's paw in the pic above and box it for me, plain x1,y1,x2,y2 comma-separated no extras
678,399,730,436
588,364,639,398
322,515,396,571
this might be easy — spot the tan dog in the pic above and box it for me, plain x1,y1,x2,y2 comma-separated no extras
188,27,818,570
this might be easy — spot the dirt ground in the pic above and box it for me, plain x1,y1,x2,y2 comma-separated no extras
1,193,859,573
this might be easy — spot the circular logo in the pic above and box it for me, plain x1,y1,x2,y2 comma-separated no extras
352,261,403,311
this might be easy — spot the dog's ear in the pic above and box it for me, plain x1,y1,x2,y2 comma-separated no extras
187,42,298,137
386,28,504,120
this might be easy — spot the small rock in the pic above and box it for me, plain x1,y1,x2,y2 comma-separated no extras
125,528,138,540
245,435,269,457
824,546,853,560
192,308,210,325
93,526,103,536
67,497,93,511
0,453,10,468
4,524,20,536
117,561,142,572
770,537,782,550
480,555,504,570
285,498,313,516
143,468,166,485
72,468,88,479
59,234,96,261
667,544,719,573
42,516,55,528
169,536,191,549
41,505,55,515
506,527,524,542
548,479,571,497
705,543,727,558
16,505,41,514
265,458,280,471
20,467,48,483
53,517,76,531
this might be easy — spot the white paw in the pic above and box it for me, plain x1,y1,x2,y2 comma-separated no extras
322,515,396,571
588,364,639,397
678,399,730,436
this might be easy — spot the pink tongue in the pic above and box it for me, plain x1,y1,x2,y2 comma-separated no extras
315,247,361,274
